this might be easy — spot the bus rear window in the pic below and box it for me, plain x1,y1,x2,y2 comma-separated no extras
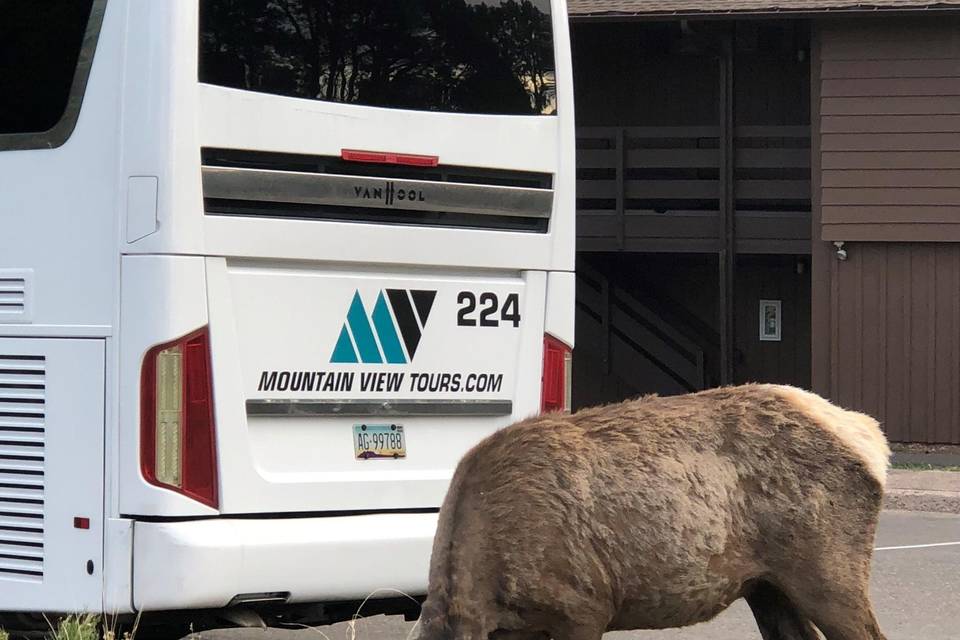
199,0,557,116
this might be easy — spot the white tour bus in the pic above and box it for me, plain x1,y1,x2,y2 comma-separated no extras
0,0,574,633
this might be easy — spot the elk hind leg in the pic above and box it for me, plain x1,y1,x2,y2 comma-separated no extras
807,598,885,640
746,581,819,640
787,581,886,640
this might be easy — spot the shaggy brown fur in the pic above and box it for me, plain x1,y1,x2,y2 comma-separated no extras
419,384,889,640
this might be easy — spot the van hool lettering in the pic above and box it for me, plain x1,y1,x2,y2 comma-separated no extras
257,370,504,394
353,181,426,206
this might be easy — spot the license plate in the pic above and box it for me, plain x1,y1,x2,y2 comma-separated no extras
353,423,406,460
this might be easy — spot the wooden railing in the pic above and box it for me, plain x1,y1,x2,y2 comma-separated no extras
576,125,811,253
735,125,812,253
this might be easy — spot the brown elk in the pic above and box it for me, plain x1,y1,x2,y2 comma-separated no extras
419,384,889,640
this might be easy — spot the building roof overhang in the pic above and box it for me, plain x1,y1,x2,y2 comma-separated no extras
568,0,960,19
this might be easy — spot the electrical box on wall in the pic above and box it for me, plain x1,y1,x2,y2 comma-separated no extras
759,300,781,342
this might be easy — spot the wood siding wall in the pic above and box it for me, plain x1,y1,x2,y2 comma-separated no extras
829,243,960,444
819,18,960,241
814,19,960,444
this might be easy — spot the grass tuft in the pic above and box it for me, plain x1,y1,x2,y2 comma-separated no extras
0,626,9,640
892,462,960,472
50,615,100,640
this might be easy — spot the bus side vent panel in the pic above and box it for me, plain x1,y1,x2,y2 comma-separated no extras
201,148,553,233
0,270,32,324
0,355,45,582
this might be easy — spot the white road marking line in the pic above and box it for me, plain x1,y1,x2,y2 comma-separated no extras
874,541,960,552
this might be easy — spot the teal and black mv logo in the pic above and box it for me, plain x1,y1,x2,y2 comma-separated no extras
331,289,436,364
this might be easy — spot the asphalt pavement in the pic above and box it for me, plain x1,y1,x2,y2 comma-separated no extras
195,510,960,640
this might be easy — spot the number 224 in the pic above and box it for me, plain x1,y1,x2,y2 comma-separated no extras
457,292,521,328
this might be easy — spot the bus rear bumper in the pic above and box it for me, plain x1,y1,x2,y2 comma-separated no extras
132,512,438,611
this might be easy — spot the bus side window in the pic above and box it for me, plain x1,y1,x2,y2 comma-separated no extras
0,0,100,149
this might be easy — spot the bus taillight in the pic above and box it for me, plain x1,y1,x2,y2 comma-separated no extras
541,334,572,414
140,328,219,509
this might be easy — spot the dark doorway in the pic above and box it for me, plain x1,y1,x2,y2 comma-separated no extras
734,255,811,388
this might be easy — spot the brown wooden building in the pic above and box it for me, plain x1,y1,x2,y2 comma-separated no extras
567,0,960,444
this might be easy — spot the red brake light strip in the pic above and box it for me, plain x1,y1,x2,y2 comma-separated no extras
341,149,439,167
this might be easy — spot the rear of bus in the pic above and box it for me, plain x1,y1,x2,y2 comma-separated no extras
116,0,575,620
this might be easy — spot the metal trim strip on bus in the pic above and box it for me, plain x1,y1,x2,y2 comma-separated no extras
245,399,514,417
202,166,553,219
0,0,107,151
